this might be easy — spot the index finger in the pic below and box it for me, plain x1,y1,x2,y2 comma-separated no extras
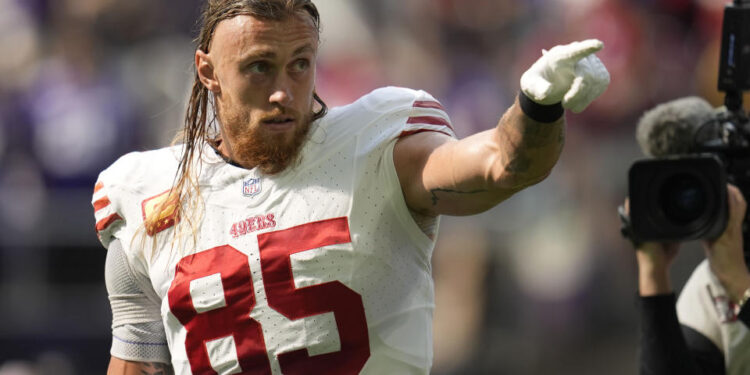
555,39,604,62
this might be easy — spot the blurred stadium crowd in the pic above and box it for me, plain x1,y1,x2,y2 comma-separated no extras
0,0,745,373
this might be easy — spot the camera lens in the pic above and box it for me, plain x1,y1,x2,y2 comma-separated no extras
658,173,707,224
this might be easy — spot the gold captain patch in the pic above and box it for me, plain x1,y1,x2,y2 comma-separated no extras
141,189,180,236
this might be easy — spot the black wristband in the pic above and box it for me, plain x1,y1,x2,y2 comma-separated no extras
519,91,564,123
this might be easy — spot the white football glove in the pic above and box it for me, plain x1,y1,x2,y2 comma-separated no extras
520,39,610,113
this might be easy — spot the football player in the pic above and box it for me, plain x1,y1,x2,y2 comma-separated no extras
94,0,610,373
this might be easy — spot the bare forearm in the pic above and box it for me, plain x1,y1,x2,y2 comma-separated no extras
491,96,565,190
395,96,566,216
396,38,605,215
107,357,174,375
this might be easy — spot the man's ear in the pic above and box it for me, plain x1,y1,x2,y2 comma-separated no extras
196,50,220,93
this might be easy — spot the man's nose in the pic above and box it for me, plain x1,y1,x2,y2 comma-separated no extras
269,74,293,106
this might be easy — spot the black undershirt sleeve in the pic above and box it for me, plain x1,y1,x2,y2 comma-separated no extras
639,293,726,375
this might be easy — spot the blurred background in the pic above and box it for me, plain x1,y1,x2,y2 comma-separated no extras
0,0,747,373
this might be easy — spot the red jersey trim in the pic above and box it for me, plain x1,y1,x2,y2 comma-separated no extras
96,213,123,232
93,196,111,212
413,100,446,111
406,116,454,131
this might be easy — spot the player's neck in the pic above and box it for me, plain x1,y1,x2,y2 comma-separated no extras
211,138,254,169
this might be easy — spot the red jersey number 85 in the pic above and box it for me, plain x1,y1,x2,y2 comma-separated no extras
167,217,370,374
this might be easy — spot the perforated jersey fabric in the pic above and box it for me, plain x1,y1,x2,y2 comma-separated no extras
111,322,171,363
93,87,456,374
105,239,170,362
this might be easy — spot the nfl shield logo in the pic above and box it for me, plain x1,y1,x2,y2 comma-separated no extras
242,178,262,197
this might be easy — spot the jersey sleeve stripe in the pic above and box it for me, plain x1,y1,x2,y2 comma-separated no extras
413,100,445,111
93,196,111,212
406,116,454,131
96,213,123,232
94,181,104,193
399,129,454,138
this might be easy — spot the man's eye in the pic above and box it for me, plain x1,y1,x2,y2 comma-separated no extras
248,62,270,74
291,59,310,72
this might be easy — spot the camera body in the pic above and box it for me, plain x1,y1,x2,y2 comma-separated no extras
628,0,750,243
628,111,750,242
629,154,727,242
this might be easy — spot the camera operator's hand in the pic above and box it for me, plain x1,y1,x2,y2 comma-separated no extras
636,242,681,297
622,199,682,296
702,184,750,304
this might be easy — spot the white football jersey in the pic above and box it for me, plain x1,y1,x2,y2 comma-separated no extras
677,260,750,374
93,87,456,374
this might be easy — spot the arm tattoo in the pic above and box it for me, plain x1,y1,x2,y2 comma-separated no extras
501,115,565,175
140,362,174,375
430,188,487,206
517,121,564,149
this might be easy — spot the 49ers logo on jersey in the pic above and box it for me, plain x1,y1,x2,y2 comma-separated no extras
141,189,180,236
230,213,276,238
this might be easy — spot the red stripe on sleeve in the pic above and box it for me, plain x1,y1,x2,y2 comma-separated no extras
406,116,454,131
413,101,445,111
399,129,453,138
94,181,104,193
93,196,111,212
96,213,122,232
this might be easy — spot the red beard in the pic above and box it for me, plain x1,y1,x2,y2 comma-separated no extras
226,113,313,175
